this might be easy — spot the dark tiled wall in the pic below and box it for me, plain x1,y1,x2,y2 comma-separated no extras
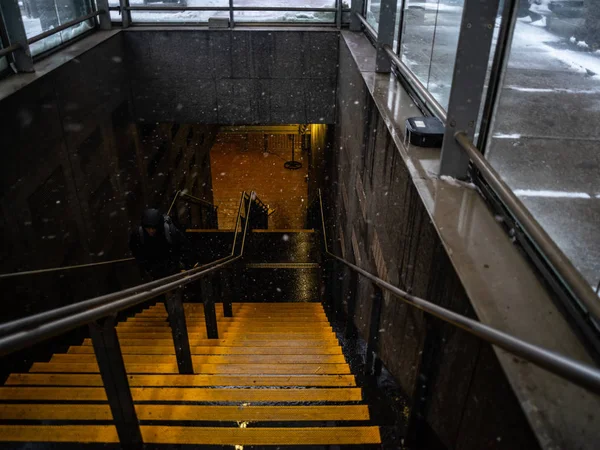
124,30,339,125
330,39,540,450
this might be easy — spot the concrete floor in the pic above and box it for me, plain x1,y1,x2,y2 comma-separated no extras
210,132,308,230
400,3,600,290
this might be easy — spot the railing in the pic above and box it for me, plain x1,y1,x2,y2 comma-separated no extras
168,189,219,229
0,190,255,446
110,2,350,27
316,189,600,396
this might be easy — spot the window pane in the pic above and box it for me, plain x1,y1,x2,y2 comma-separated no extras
0,56,7,73
399,0,464,110
234,10,335,23
365,0,380,33
20,0,95,55
486,4,600,291
130,10,227,23
233,0,336,6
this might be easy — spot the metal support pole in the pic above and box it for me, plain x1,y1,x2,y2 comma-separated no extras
201,276,219,339
229,0,234,28
120,0,131,27
336,0,342,29
349,0,365,31
0,0,34,72
165,289,193,374
96,0,112,30
365,285,383,375
438,0,501,178
375,0,398,73
344,268,359,339
222,270,233,317
89,316,142,447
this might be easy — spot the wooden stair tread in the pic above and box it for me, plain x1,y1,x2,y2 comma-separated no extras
50,354,346,364
0,387,362,402
5,373,357,387
0,404,370,421
68,345,343,355
0,425,381,445
29,362,352,374
82,338,340,347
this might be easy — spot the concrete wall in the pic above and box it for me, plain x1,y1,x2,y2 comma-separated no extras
0,34,216,320
329,38,540,450
123,30,339,125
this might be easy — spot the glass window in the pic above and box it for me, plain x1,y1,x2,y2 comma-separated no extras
0,55,7,74
20,0,96,56
485,2,600,292
108,0,121,22
128,0,228,23
398,0,465,110
365,0,380,33
233,0,336,24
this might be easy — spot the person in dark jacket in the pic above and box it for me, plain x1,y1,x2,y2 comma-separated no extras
129,208,196,279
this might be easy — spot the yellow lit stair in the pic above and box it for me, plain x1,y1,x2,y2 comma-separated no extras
0,302,381,446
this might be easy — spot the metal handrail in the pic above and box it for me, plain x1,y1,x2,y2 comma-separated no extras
0,257,135,280
1,190,223,280
0,191,255,357
0,192,247,337
125,6,339,12
354,11,377,39
455,132,600,321
27,11,104,45
382,44,448,124
167,190,217,216
0,43,21,59
317,189,600,395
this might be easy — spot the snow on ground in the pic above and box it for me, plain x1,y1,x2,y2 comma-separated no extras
511,21,600,77
405,1,463,13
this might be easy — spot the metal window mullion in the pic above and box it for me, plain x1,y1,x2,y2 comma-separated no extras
96,0,112,30
336,0,342,29
0,0,34,72
120,0,131,27
350,0,365,31
229,0,234,28
375,0,397,72
439,0,502,178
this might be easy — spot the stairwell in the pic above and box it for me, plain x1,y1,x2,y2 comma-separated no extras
0,302,381,446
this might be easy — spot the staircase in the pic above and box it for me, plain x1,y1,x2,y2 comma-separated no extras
0,302,382,447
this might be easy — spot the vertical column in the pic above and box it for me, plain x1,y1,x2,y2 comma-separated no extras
89,316,142,447
438,0,502,178
365,286,383,375
165,289,194,374
119,0,131,28
229,0,234,28
375,0,398,73
336,0,342,29
221,270,233,317
201,276,219,339
96,0,112,30
349,0,365,32
0,0,34,72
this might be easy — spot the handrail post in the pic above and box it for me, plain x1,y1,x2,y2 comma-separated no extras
0,0,34,72
365,285,384,375
165,289,193,374
120,0,131,27
89,316,142,447
221,269,233,317
201,276,219,339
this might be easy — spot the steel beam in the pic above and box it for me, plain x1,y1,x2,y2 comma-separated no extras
89,316,142,447
0,0,33,72
375,0,398,72
439,0,502,178
165,289,193,374
350,0,365,31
